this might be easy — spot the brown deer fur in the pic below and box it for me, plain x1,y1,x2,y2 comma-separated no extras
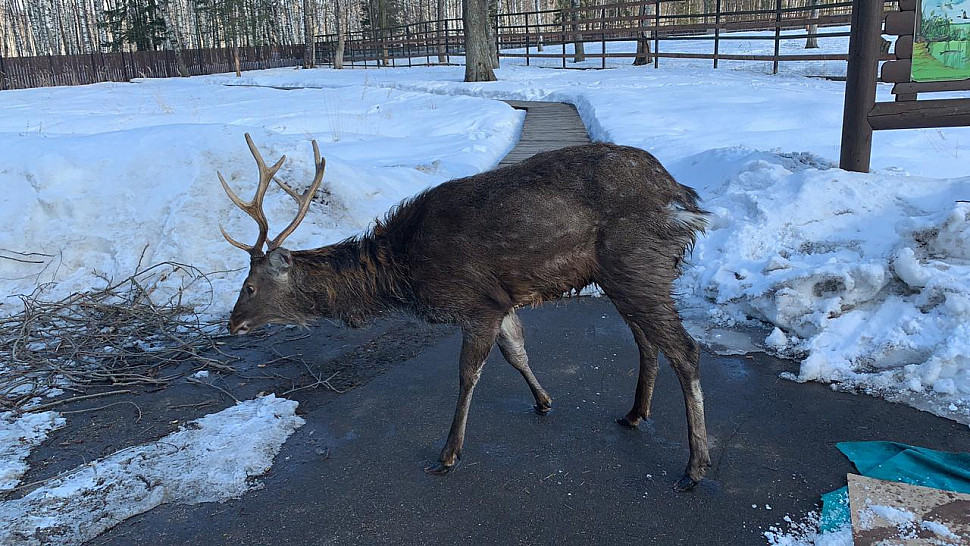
224,142,711,491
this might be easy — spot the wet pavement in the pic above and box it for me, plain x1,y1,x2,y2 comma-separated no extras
85,296,970,545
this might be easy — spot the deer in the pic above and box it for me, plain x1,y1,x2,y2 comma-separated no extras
217,133,711,491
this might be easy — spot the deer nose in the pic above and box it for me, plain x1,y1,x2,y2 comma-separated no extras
228,319,251,335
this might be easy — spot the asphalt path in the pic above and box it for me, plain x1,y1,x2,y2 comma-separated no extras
88,296,970,545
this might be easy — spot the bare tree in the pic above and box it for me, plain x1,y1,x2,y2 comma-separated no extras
633,0,653,65
159,0,190,76
534,0,542,51
486,0,498,68
570,0,584,63
334,0,346,68
463,0,496,81
436,0,448,62
805,0,819,49
302,0,316,67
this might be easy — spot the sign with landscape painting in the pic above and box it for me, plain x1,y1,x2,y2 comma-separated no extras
914,0,970,81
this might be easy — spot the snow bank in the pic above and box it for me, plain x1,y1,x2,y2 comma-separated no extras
674,148,970,411
0,395,303,545
0,411,65,491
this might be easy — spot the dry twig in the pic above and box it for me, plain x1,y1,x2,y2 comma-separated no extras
0,260,237,412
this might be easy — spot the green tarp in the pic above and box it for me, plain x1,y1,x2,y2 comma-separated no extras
819,441,970,532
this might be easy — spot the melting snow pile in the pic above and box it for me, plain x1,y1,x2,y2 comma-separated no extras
0,411,65,492
0,395,303,545
675,148,970,417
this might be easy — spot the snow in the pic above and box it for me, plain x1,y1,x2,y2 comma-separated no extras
0,395,303,545
0,411,65,492
764,511,851,546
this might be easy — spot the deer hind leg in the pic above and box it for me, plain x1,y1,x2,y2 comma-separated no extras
603,282,711,492
615,321,659,429
497,312,553,414
425,321,499,475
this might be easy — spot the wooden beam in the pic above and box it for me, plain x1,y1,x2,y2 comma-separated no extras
869,98,970,130
884,11,916,36
894,35,912,59
892,79,970,94
881,59,912,82
840,0,885,173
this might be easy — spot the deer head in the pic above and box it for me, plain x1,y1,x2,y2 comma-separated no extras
219,133,325,334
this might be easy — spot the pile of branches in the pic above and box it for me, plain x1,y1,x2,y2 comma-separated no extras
0,261,236,412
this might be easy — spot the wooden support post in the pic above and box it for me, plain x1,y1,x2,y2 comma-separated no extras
525,12,530,66
601,7,606,69
654,0,660,69
772,0,782,75
562,15,567,69
839,0,884,173
714,0,721,69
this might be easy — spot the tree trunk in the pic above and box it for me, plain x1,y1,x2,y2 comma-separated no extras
334,0,346,68
159,0,190,76
302,0,316,67
570,0,584,63
463,0,496,81
234,46,242,76
805,0,819,49
437,0,447,62
486,0,499,68
534,0,542,51
633,1,653,65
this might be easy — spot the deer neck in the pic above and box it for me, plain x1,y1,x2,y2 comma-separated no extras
294,237,407,327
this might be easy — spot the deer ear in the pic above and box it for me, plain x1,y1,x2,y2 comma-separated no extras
267,248,293,276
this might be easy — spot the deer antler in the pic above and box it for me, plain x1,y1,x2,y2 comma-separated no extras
218,134,324,255
268,139,325,251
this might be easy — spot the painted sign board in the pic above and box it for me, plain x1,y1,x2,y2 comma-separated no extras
913,0,970,81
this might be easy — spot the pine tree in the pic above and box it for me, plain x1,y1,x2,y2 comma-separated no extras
102,0,167,51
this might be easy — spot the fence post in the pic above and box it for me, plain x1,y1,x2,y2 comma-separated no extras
494,13,501,66
561,14,567,69
654,0,660,69
773,0,782,74
525,12,530,66
407,26,412,67
601,7,606,69
0,51,7,90
839,0,883,172
444,18,450,64
714,0,721,69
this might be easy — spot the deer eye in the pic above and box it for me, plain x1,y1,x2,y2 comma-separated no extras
245,285,256,295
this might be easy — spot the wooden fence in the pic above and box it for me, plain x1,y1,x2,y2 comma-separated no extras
319,0,897,73
0,45,305,90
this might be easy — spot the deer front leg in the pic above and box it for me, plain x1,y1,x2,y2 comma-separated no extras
425,324,498,474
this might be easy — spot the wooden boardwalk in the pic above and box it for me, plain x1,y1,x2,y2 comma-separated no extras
498,101,591,168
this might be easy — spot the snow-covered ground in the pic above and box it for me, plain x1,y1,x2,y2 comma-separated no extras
0,395,302,545
2,30,970,545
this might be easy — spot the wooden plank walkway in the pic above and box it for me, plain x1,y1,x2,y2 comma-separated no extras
498,100,591,167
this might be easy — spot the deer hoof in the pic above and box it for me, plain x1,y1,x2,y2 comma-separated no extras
534,403,552,415
615,416,641,429
424,461,456,475
673,474,699,492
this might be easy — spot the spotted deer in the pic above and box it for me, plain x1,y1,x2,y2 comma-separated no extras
218,134,711,490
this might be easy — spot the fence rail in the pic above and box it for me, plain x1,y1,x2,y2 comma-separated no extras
319,0,895,73
0,45,305,90
2,0,897,90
